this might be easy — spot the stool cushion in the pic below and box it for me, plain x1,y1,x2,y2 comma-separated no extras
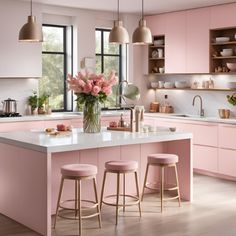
61,164,97,177
105,160,138,172
148,154,178,165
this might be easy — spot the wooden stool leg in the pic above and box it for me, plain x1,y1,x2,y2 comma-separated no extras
174,164,181,207
100,171,107,211
75,179,79,218
93,177,102,228
116,173,120,225
78,180,82,236
134,171,142,217
123,173,125,212
160,166,164,213
141,163,149,201
53,177,64,228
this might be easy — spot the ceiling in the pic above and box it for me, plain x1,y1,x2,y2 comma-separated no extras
32,0,235,14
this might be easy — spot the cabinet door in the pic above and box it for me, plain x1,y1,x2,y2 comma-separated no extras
44,120,71,129
0,121,45,132
146,14,166,36
193,145,218,172
210,3,236,29
70,118,83,128
219,148,236,177
165,11,186,73
218,124,236,150
0,0,42,78
186,8,210,73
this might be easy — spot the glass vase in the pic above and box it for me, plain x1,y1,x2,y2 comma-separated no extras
83,100,101,133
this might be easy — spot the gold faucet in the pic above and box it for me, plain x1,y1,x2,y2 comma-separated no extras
192,95,204,117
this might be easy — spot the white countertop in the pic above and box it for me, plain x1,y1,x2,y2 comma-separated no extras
145,112,236,124
0,127,192,153
0,111,129,123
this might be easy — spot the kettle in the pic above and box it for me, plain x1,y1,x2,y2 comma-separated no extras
2,98,17,114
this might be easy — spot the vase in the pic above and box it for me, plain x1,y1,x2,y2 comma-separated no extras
83,100,101,133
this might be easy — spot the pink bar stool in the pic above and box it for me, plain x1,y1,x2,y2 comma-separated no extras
54,164,102,235
142,154,181,212
100,160,142,225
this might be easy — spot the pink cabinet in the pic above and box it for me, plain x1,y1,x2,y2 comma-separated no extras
218,124,236,150
70,118,83,128
165,11,186,73
219,148,236,177
44,120,71,129
0,121,45,132
210,3,236,29
186,8,210,73
193,145,218,172
146,14,166,36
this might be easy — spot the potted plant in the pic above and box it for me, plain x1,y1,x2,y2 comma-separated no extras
27,91,38,115
38,94,49,114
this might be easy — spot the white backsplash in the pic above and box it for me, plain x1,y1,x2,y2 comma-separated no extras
143,74,236,118
0,79,38,115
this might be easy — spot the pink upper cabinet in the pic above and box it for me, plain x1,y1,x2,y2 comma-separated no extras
186,8,210,73
146,14,166,36
210,3,236,29
165,11,186,73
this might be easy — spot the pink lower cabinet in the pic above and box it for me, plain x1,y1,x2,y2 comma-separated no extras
193,145,218,173
218,149,236,177
218,124,236,149
70,118,83,128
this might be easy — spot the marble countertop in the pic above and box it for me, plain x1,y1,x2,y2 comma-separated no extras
145,112,236,125
0,127,192,153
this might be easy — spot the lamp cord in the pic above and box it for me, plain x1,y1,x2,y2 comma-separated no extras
30,0,32,16
118,0,120,21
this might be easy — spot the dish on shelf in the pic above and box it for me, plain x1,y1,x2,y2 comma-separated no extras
154,39,164,46
151,82,159,88
151,50,158,58
215,37,230,43
175,81,188,88
164,82,175,89
227,82,236,89
226,63,236,72
220,49,233,56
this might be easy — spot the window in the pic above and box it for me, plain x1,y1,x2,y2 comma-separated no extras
95,28,122,108
40,24,72,111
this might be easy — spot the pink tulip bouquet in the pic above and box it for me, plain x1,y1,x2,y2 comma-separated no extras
67,70,118,105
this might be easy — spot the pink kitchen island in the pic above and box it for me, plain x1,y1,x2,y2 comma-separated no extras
0,127,192,236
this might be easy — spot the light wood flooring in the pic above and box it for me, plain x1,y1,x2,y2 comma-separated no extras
1,173,236,236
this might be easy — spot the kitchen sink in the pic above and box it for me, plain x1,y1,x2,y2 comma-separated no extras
170,114,204,118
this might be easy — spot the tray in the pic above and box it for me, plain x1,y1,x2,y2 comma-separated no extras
107,127,131,132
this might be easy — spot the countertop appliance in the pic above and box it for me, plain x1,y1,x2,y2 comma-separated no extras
0,112,21,118
1,98,17,114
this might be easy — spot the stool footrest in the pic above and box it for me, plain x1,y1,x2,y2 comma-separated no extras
145,182,179,192
102,194,140,207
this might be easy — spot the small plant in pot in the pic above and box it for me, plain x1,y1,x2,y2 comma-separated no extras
27,91,38,115
38,94,49,114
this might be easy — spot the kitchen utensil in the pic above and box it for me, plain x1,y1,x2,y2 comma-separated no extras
220,51,233,56
159,67,164,73
226,63,236,72
2,98,17,114
218,109,230,119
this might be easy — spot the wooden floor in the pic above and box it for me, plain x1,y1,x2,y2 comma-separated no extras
1,173,236,236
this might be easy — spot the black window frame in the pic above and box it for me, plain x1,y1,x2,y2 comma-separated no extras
42,24,73,112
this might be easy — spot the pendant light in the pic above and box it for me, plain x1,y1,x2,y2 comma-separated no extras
19,0,43,42
109,0,129,44
132,0,152,45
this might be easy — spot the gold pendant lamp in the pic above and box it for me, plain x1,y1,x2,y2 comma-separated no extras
19,0,43,42
109,0,129,44
132,0,152,45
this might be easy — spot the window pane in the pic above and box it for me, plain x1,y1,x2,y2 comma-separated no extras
40,54,64,110
42,26,64,52
104,31,119,54
104,56,119,77
96,55,102,74
95,30,101,54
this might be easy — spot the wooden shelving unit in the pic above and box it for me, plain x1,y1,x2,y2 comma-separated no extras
210,27,236,73
148,35,165,74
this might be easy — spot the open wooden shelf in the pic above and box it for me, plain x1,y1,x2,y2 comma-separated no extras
149,57,165,60
211,41,236,46
149,45,165,48
212,56,236,59
151,88,236,91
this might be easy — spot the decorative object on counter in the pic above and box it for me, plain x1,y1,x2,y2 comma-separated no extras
134,106,144,132
191,81,199,89
227,93,236,106
38,94,49,114
158,81,165,88
226,63,236,72
149,102,159,112
218,109,230,119
208,78,214,89
67,70,117,133
18,0,43,42
27,91,38,115
132,0,152,44
109,0,129,44
118,113,125,127
159,105,174,113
